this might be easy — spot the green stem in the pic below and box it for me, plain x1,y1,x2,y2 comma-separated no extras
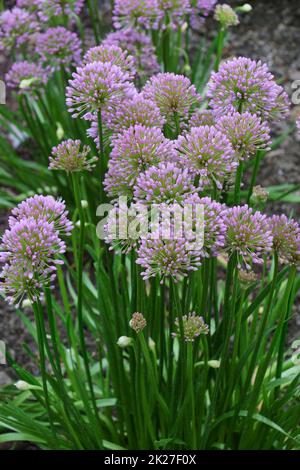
98,110,105,203
72,173,103,448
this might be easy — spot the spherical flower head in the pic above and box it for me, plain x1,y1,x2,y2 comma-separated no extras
224,205,273,269
190,0,217,29
9,195,73,237
157,1,191,28
207,57,290,122
188,109,215,129
66,62,135,119
251,185,269,205
184,194,227,257
134,162,196,205
214,4,239,28
136,233,202,282
88,94,165,146
238,269,258,287
0,260,54,306
5,61,49,95
176,125,237,189
35,27,82,69
49,139,98,173
16,0,40,13
38,0,84,21
129,312,147,333
142,73,201,128
296,117,300,134
0,217,66,274
104,125,177,198
102,29,160,81
83,44,136,80
269,214,300,266
113,0,162,30
215,112,271,160
0,7,39,52
172,312,209,342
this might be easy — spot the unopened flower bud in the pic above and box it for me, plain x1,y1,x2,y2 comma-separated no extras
117,336,133,348
81,200,88,209
148,337,155,351
238,269,258,287
236,4,252,13
214,4,239,28
251,185,269,204
129,312,147,333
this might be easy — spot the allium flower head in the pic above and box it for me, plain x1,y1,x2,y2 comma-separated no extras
0,197,72,305
296,117,300,134
35,27,82,69
134,162,196,205
172,312,209,342
143,73,201,128
113,0,162,30
0,217,65,273
129,312,147,333
136,234,202,282
83,44,136,79
224,205,273,269
184,194,227,257
66,61,135,119
104,125,176,198
269,214,300,266
176,125,237,189
215,112,271,160
207,57,290,122
49,140,98,172
102,28,160,81
190,0,217,29
9,195,73,236
157,1,191,27
88,94,165,145
188,109,215,129
16,0,40,13
214,4,239,27
238,269,258,287
251,185,269,205
0,7,39,51
5,61,49,95
38,0,84,21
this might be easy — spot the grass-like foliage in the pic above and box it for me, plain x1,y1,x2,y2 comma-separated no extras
0,1,299,450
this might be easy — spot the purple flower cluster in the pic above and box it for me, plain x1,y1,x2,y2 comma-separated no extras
0,196,72,305
134,162,197,204
66,61,135,119
84,44,136,80
102,28,160,80
0,7,39,52
215,112,271,160
38,0,84,21
172,312,209,342
136,234,202,282
142,73,201,129
104,125,176,198
35,27,82,69
113,0,162,30
224,205,273,269
6,61,49,95
49,140,98,172
88,94,165,146
269,215,300,266
176,125,237,189
207,57,290,122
